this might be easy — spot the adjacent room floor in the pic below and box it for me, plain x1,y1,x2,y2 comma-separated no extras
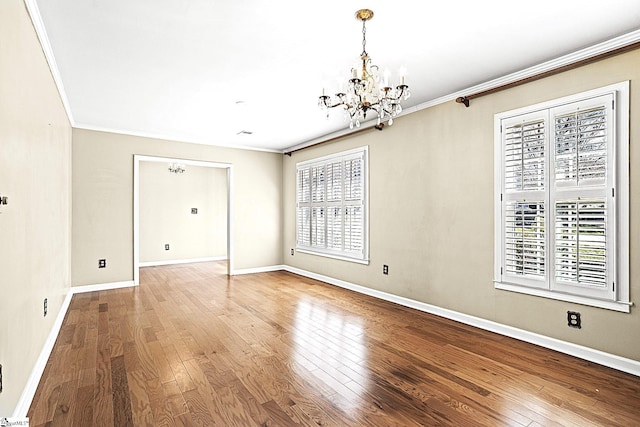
28,262,640,426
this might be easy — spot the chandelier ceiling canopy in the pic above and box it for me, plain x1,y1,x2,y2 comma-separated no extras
318,9,411,130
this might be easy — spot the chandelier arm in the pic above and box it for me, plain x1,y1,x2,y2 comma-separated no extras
386,91,403,101
332,98,360,111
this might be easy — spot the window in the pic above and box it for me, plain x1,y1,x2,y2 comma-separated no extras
494,82,630,312
296,147,368,263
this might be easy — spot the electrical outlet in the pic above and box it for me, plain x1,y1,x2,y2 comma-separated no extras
98,259,106,268
165,244,170,250
567,311,581,329
44,298,48,317
191,208,198,214
383,265,389,275
291,248,294,256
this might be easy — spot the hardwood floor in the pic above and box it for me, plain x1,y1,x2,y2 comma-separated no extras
28,262,640,426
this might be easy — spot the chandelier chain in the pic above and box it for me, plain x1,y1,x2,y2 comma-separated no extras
361,19,367,57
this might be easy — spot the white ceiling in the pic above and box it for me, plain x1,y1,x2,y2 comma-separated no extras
32,0,640,152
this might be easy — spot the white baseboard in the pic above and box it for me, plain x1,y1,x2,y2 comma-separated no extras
71,280,137,294
12,280,137,417
139,256,226,267
12,290,73,417
283,265,640,377
231,264,285,275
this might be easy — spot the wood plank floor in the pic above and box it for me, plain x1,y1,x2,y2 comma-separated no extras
28,262,640,426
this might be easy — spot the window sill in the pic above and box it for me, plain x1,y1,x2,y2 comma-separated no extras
296,248,369,265
495,282,632,313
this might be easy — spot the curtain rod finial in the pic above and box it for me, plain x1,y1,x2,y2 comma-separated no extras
456,96,470,107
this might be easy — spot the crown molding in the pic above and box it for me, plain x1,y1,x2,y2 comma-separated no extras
73,123,282,154
416,29,640,111
24,0,75,126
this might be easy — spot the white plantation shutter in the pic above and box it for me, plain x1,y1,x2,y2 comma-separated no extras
501,113,547,288
555,200,607,287
325,161,343,251
296,169,311,247
504,201,545,278
344,206,364,252
496,86,626,307
311,207,326,246
326,206,342,250
311,165,325,203
326,161,342,201
297,206,310,246
550,95,613,299
345,158,363,199
344,155,364,254
296,147,368,262
504,119,545,191
555,106,608,186
298,168,310,202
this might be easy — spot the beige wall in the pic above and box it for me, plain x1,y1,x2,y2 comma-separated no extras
0,0,72,414
140,162,227,263
72,129,282,286
283,49,640,362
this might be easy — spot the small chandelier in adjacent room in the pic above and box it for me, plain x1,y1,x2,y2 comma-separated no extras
318,9,411,130
168,162,185,174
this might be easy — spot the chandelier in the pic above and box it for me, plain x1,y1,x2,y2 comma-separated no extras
318,9,410,130
168,162,185,174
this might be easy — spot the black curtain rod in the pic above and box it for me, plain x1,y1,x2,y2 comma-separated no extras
283,125,378,157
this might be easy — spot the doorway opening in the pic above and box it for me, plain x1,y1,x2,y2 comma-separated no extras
133,155,233,284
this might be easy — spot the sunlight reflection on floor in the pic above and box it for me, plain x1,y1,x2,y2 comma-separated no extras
291,299,369,411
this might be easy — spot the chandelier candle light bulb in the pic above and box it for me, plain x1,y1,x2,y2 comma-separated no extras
318,9,410,130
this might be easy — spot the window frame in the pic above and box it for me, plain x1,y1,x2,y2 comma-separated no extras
296,146,369,264
494,82,630,312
